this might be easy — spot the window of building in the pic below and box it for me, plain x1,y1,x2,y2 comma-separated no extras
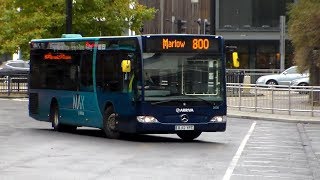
255,43,278,69
219,0,294,30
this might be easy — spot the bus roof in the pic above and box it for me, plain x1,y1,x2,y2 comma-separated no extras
142,34,222,38
30,34,223,43
31,35,138,43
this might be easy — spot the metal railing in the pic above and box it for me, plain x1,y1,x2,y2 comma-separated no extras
1,73,319,118
227,83,320,117
226,69,281,84
0,75,28,96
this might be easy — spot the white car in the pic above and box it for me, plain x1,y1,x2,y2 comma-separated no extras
256,66,309,86
291,77,309,86
290,77,310,94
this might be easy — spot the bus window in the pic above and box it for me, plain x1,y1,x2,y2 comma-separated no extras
30,50,80,90
80,51,93,91
96,52,122,92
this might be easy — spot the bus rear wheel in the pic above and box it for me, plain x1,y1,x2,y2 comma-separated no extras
50,104,76,132
177,131,202,141
103,107,121,139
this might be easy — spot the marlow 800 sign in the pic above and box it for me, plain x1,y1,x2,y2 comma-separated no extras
162,38,209,50
144,36,220,53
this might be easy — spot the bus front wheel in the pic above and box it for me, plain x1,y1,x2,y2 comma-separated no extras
103,107,121,139
177,131,202,141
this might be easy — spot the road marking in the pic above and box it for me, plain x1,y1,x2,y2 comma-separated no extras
222,121,256,180
12,98,28,101
0,98,28,102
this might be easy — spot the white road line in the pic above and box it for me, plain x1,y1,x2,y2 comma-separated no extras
11,98,28,102
222,121,256,180
0,98,28,102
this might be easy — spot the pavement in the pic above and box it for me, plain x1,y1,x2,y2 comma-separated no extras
228,108,320,123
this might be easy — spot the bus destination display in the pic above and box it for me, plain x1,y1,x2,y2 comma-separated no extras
144,36,221,53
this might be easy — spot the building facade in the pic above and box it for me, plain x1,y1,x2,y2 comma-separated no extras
139,0,296,69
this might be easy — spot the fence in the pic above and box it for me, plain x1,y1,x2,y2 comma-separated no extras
227,83,320,117
0,69,275,94
1,72,320,118
226,68,281,84
0,75,28,96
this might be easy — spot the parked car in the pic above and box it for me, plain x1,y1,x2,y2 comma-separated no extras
290,77,309,86
0,60,29,76
0,60,29,83
255,66,309,86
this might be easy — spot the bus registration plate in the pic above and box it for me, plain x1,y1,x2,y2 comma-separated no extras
175,125,194,131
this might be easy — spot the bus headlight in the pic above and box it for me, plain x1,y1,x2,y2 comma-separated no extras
137,116,159,123
210,116,227,122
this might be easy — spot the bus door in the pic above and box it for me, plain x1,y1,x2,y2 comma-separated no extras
72,50,100,126
95,50,136,119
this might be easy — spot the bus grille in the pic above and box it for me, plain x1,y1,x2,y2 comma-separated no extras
29,93,39,114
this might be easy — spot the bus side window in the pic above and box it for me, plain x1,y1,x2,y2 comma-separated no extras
66,53,80,90
80,51,93,91
96,52,122,92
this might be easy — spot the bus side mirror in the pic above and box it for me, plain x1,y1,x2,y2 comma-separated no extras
232,52,240,68
121,60,131,73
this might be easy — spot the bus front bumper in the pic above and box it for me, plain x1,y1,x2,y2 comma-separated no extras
117,121,226,134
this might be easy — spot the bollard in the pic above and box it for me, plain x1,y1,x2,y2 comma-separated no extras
243,75,251,94
7,76,11,96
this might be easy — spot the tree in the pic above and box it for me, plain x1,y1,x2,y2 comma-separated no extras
0,0,156,58
288,0,320,104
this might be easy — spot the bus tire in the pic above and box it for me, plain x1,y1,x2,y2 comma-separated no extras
177,131,202,142
103,107,121,139
50,103,76,132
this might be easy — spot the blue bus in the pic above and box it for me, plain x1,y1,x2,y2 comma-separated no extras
29,34,239,141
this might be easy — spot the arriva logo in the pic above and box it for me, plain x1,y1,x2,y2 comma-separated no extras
176,108,194,113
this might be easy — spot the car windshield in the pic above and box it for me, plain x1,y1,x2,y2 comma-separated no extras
140,53,223,105
283,66,308,75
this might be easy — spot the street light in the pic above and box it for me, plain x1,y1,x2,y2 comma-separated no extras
177,19,187,34
210,0,216,35
203,19,210,34
196,18,201,34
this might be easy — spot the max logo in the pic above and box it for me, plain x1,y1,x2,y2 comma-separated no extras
73,95,84,110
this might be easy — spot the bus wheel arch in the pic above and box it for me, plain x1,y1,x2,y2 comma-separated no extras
49,98,76,132
104,102,114,112
49,98,61,131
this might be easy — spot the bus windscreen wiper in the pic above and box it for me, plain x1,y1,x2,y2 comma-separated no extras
151,98,184,105
151,93,214,106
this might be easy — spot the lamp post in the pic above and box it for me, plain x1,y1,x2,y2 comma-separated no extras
210,0,216,35
280,16,286,72
66,0,72,34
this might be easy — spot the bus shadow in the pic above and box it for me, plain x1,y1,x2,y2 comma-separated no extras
34,128,220,144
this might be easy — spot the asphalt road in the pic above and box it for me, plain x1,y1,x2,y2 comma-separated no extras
0,99,319,180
